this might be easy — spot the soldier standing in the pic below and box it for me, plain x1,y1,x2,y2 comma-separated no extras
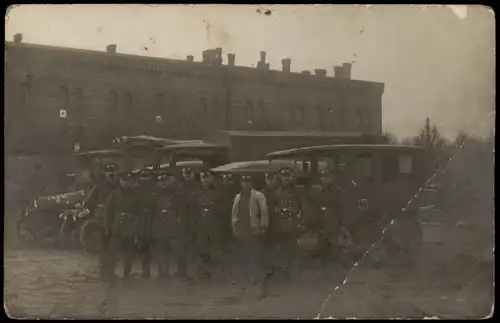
102,172,145,281
271,167,312,280
261,171,281,235
310,168,344,266
82,164,119,215
150,172,185,280
178,167,201,279
80,163,119,280
137,168,155,278
193,170,222,280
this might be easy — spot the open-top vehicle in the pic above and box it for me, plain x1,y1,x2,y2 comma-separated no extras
17,149,125,248
266,144,437,262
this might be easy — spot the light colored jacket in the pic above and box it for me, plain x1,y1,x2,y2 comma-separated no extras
231,189,269,236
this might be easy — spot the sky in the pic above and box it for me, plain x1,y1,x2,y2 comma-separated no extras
5,4,495,140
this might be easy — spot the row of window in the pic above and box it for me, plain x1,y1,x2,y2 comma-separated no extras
18,84,372,128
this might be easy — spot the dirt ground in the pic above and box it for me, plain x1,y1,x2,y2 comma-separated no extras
4,144,494,319
4,207,493,319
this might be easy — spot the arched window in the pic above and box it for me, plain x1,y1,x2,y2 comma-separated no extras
355,110,363,126
109,90,118,116
316,105,325,127
156,93,165,116
211,98,219,121
199,98,208,120
258,101,266,119
123,92,133,115
245,100,254,120
296,105,304,122
285,105,292,122
75,87,84,118
60,86,69,107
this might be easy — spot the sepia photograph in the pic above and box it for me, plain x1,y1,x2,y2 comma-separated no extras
4,4,495,319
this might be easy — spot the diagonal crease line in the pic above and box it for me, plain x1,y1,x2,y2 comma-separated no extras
314,112,494,319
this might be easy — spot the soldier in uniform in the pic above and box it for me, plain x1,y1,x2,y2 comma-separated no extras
259,171,281,278
193,170,223,280
150,172,185,280
102,172,146,281
261,171,281,235
178,167,201,278
79,163,119,280
271,167,312,280
310,168,344,266
82,164,119,214
137,168,156,278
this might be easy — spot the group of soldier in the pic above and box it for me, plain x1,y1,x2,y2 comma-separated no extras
83,163,346,297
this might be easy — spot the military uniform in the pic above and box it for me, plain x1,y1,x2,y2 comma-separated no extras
83,164,118,280
150,173,185,279
193,170,222,280
102,173,146,280
178,168,202,276
310,169,344,264
271,167,311,279
137,169,156,278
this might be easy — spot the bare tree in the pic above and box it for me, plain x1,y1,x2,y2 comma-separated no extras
411,117,452,169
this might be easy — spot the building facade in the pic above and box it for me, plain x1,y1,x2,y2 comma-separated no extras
5,34,384,154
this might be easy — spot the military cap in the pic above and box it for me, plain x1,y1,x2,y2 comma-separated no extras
104,164,118,172
278,167,295,177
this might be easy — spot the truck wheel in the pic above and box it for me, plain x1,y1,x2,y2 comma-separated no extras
79,220,103,253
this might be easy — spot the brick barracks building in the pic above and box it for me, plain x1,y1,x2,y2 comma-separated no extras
5,33,384,154
4,33,384,205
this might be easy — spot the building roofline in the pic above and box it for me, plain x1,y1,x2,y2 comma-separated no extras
5,41,385,86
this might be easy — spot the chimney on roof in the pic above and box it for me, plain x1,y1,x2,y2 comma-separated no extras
13,33,23,43
302,70,311,75
334,65,343,79
202,50,208,63
282,58,291,73
342,63,352,80
314,69,327,77
106,44,117,54
215,47,223,65
227,53,235,67
187,55,194,62
257,51,268,70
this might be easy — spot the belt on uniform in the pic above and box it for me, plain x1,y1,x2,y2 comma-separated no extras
200,208,213,217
